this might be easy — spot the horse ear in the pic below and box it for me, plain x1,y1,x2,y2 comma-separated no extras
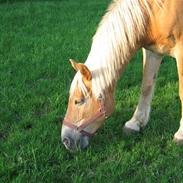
69,59,92,81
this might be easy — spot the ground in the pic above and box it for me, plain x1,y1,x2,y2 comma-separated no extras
0,0,183,182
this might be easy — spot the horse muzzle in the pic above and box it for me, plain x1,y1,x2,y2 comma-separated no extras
61,125,89,152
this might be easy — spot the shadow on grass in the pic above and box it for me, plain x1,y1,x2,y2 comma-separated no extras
88,92,180,154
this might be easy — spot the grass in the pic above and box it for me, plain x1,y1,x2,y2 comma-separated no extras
0,0,183,182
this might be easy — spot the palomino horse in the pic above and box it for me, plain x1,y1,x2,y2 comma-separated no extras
61,0,183,152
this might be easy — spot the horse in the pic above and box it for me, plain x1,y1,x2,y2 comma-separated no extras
61,0,183,152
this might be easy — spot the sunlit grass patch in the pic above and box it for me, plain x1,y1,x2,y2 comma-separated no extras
0,0,183,182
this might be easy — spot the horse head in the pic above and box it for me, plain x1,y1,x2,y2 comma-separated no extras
61,60,115,152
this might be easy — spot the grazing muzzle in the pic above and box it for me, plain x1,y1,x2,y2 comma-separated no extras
61,126,89,151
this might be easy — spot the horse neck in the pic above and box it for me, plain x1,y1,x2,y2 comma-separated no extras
86,44,140,98
85,0,148,98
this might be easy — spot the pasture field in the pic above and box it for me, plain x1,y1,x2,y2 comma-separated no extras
0,0,183,182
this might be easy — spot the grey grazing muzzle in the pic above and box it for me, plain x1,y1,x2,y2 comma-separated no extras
61,125,89,152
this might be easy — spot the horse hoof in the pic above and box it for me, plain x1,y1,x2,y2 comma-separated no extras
173,131,183,145
173,137,183,145
123,126,139,135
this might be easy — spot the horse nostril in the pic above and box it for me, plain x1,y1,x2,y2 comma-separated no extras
63,137,71,147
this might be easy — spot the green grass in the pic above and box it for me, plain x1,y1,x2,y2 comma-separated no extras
0,0,183,182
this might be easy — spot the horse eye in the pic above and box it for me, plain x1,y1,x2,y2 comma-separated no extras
75,98,85,105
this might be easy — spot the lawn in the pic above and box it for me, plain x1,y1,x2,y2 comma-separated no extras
0,0,183,182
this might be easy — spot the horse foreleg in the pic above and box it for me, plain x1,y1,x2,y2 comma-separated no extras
123,48,162,133
173,43,183,144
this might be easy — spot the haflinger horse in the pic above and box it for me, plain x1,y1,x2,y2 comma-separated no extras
61,0,183,152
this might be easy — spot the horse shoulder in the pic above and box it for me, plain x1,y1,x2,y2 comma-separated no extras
144,0,183,57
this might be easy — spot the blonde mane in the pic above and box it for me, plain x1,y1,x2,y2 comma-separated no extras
70,0,163,98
